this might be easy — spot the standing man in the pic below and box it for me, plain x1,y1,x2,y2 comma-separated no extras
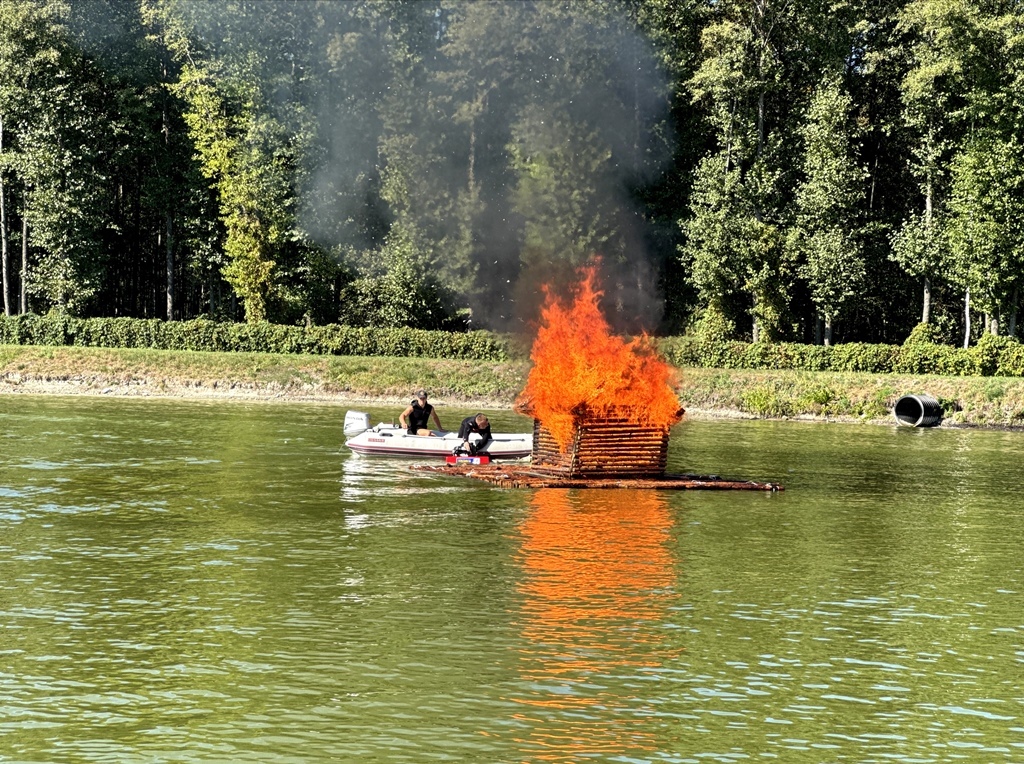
400,390,443,436
457,413,492,455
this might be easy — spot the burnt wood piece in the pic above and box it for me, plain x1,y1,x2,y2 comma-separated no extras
531,416,671,478
412,463,783,491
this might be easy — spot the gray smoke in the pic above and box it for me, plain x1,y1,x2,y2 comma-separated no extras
83,0,675,333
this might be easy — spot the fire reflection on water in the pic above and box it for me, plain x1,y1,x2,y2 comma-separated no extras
508,488,681,760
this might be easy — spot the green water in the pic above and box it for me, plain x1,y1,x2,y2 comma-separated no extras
2,395,1023,763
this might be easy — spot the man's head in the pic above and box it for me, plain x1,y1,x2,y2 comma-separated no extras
416,389,428,404
475,414,488,427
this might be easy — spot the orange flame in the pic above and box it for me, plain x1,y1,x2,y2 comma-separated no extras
515,262,682,450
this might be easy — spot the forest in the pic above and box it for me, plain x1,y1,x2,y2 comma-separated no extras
0,0,1022,347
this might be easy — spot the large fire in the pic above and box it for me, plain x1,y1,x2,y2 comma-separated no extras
515,263,682,451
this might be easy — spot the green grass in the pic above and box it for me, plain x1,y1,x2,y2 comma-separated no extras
6,344,1024,427
0,344,530,403
680,366,1024,426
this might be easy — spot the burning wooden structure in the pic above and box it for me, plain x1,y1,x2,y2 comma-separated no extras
525,404,677,479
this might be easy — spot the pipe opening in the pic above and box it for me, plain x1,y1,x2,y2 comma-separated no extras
893,394,942,427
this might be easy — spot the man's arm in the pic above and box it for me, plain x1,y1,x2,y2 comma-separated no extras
430,409,443,431
399,404,414,429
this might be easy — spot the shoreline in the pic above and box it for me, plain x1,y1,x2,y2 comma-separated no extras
0,373,904,428
6,344,1024,429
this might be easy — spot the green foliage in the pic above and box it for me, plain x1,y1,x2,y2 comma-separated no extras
903,321,942,345
9,311,1024,380
0,313,514,361
891,212,945,281
946,137,1024,318
799,385,837,409
741,384,794,418
4,0,1024,350
0,0,109,315
789,77,865,333
655,334,1018,378
973,333,1018,377
681,153,790,341
338,230,462,330
893,341,977,376
996,344,1024,377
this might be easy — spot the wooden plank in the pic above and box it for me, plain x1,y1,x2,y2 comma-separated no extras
411,463,782,491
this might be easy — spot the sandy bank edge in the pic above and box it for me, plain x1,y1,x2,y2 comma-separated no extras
0,374,900,427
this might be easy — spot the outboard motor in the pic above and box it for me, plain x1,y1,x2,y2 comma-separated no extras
343,411,371,437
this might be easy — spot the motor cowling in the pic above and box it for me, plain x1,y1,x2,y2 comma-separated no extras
343,410,371,437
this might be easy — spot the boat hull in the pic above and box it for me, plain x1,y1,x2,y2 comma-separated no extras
345,423,532,459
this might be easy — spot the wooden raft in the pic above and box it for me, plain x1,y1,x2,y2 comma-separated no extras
412,463,783,491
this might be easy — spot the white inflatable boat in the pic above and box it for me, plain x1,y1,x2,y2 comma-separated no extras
343,411,533,459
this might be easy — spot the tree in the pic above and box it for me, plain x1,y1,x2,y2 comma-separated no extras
338,228,460,330
0,0,70,314
682,152,786,341
891,0,974,326
946,136,1024,336
681,0,799,341
156,0,334,323
789,77,866,345
0,0,111,315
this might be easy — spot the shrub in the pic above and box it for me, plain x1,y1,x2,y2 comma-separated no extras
997,343,1024,376
903,322,942,345
7,312,1024,378
0,314,517,362
741,385,794,418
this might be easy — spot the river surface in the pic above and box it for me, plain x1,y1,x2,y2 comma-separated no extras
1,394,1023,763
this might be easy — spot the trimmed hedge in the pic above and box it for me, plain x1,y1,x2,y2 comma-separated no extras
655,334,1024,378
0,314,517,362
3,313,1024,376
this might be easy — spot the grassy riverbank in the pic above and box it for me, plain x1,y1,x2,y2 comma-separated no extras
4,344,1024,427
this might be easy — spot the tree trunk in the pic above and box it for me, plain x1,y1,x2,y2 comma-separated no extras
869,154,878,210
20,212,27,314
1009,288,1018,338
921,165,935,327
823,316,833,347
162,51,173,321
752,316,760,344
921,276,931,325
756,89,765,160
963,289,971,348
0,115,9,317
814,316,823,346
468,122,476,194
165,212,174,320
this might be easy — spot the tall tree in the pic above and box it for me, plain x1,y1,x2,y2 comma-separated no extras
156,0,330,322
946,136,1024,336
682,0,799,341
789,77,866,345
0,0,111,314
890,0,974,326
0,0,70,314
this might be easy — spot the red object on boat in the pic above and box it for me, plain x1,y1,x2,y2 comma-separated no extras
445,454,491,465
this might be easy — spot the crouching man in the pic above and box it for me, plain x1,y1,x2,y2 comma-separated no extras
456,413,492,455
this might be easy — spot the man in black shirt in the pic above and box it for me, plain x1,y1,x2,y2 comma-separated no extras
456,413,492,455
399,390,443,435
